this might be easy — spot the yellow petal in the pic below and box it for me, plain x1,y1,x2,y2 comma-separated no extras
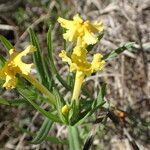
59,48,105,76
14,45,36,75
93,21,104,32
83,30,98,45
58,14,104,45
9,48,16,55
19,63,34,75
63,28,78,42
57,17,73,29
15,45,36,60
73,14,83,23
3,74,17,89
0,45,36,89
72,46,87,60
70,63,78,72
59,50,72,65
91,53,105,72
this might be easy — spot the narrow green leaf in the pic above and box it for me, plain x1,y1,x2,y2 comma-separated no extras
68,126,80,150
17,87,61,123
28,28,47,85
0,98,10,105
0,35,13,51
46,136,68,145
74,112,91,126
47,25,56,74
0,98,28,106
0,80,4,87
75,85,107,125
103,42,134,60
43,58,53,90
31,117,53,144
0,54,6,66
69,100,80,125
8,99,28,106
83,135,94,150
53,88,67,123
56,73,71,91
96,83,106,107
0,97,31,106
0,54,6,70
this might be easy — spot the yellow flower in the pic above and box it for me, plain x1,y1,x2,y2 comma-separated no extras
59,46,105,76
59,46,105,101
58,14,104,46
0,45,36,89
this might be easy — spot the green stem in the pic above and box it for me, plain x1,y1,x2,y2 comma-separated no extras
68,126,80,150
22,74,55,105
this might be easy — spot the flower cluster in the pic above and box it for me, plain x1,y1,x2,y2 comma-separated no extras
58,14,105,101
0,45,55,104
0,46,36,89
58,14,104,46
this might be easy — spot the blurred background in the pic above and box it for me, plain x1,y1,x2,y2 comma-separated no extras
0,0,149,149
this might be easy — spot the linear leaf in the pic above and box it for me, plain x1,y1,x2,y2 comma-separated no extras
0,98,10,105
28,28,47,85
0,54,6,66
94,83,106,108
46,136,68,145
31,117,53,144
53,88,67,123
17,87,61,123
103,42,134,61
47,25,56,74
43,58,53,90
0,98,28,106
0,35,13,51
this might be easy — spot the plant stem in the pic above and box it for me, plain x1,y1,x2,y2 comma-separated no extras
22,74,55,105
68,126,80,150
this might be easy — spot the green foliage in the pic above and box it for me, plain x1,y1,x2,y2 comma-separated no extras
0,19,134,148
29,28,48,86
91,83,106,111
17,86,61,123
0,98,10,105
31,117,53,144
68,126,81,150
103,42,134,60
0,98,28,106
46,135,68,145
0,55,6,67
47,25,57,75
53,88,68,124
0,35,14,51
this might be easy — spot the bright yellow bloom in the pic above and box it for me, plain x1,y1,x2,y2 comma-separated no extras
59,46,105,76
0,45,36,89
59,46,105,101
58,14,104,46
